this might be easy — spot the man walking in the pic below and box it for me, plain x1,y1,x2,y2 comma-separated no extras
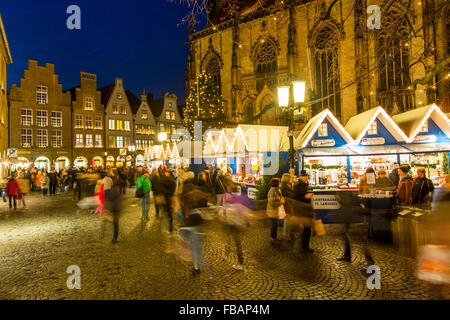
136,170,151,221
160,169,176,232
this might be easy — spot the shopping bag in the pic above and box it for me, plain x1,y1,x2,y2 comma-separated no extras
313,219,326,236
278,205,286,220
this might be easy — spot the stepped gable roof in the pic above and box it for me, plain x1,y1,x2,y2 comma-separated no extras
125,90,141,114
149,98,165,118
99,84,115,106
65,86,80,101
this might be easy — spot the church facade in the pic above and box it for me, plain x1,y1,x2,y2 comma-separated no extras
185,0,450,128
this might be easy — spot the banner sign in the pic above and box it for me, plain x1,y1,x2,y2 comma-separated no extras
311,195,341,210
361,137,385,145
414,135,437,143
311,139,335,147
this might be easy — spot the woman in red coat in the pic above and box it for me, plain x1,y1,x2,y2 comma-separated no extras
5,176,19,210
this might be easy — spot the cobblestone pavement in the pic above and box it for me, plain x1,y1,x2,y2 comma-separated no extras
0,190,443,300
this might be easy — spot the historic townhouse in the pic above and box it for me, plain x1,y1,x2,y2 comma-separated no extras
0,13,12,178
150,93,183,142
185,0,450,127
126,90,156,156
100,78,134,167
67,72,105,168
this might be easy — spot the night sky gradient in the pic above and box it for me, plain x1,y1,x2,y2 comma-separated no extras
1,0,199,102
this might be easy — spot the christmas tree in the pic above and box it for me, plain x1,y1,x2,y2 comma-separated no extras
183,72,225,136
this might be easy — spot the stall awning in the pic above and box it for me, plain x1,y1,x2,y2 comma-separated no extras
300,147,356,157
402,142,450,153
347,144,411,155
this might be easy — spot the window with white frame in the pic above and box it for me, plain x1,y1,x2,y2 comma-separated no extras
51,111,62,127
368,121,378,135
36,110,48,127
318,123,328,137
52,130,62,148
85,97,94,110
112,104,119,114
95,135,102,147
85,134,93,147
85,115,93,129
120,105,126,114
21,109,33,126
95,116,102,129
166,111,171,120
124,121,130,131
36,86,48,104
21,129,32,147
420,120,428,133
109,119,115,130
75,114,83,128
116,136,124,148
76,134,83,147
36,129,48,148
171,112,176,120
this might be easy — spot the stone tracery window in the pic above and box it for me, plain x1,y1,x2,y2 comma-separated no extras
312,24,341,119
377,8,412,113
205,57,221,89
254,38,278,93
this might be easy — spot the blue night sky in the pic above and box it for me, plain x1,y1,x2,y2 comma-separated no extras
1,0,202,102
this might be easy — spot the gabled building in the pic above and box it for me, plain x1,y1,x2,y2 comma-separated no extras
149,93,183,142
8,60,72,171
126,90,156,154
66,72,105,168
0,12,12,178
100,78,134,167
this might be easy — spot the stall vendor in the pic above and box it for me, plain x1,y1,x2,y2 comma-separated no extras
375,169,396,191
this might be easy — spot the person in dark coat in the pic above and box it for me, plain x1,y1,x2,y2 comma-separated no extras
389,163,400,188
412,167,434,205
292,170,314,253
160,169,176,232
48,168,58,195
150,169,162,217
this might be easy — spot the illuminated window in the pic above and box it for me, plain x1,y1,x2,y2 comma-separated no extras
142,111,148,120
52,130,62,148
120,105,126,114
112,104,119,114
109,119,115,130
171,112,176,120
21,129,32,147
85,134,93,148
36,110,48,127
124,121,130,131
166,111,171,120
368,122,377,135
21,109,33,126
76,134,83,147
116,120,123,130
36,86,48,104
318,123,328,137
116,136,124,148
36,129,48,148
85,97,94,110
75,115,83,129
51,111,62,127
85,115,93,129
95,135,102,147
95,116,102,129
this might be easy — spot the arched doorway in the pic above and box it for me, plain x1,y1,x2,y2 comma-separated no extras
116,155,125,167
92,156,104,168
34,156,50,171
55,156,70,171
74,156,88,169
106,156,115,168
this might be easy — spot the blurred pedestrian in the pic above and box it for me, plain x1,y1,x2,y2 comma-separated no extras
151,169,162,218
17,172,30,209
267,178,284,243
359,167,375,195
48,168,58,195
40,172,50,197
292,170,314,253
5,175,19,210
280,173,294,240
160,169,176,232
136,170,151,221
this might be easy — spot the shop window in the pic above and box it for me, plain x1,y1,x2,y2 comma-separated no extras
368,122,377,135
318,123,328,137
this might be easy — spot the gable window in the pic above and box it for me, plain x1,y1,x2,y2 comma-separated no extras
166,111,171,120
85,116,93,129
368,122,377,135
85,97,94,110
36,129,48,148
420,120,428,133
95,116,102,129
36,86,48,104
75,115,83,129
36,110,48,127
51,111,62,127
21,129,32,147
112,104,119,114
171,112,176,120
21,109,33,126
142,111,148,120
109,119,115,130
120,105,126,114
318,123,328,137
52,130,62,148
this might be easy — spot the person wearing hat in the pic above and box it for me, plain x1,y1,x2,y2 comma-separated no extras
397,165,413,206
292,170,315,253
375,169,395,190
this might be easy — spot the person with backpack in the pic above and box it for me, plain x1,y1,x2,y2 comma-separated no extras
135,170,151,221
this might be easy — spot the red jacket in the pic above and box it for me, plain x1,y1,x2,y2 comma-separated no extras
5,180,19,196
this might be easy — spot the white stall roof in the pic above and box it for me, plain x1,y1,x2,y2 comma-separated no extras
238,124,290,152
344,106,409,143
392,104,450,141
347,144,411,155
402,142,450,153
300,146,356,157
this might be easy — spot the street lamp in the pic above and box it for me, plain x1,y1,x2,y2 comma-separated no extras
278,81,306,174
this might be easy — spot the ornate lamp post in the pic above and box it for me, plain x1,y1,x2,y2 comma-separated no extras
278,81,306,174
